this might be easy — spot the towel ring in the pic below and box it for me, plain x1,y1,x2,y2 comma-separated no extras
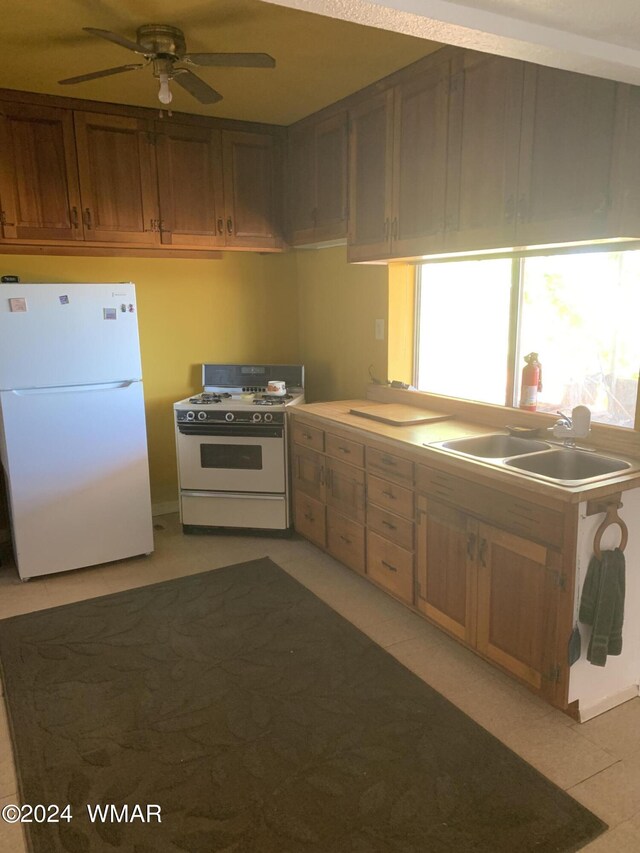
593,502,628,559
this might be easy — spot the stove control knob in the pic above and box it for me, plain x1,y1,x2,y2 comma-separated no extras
252,412,262,423
264,413,273,423
225,412,235,422
197,411,207,421
186,411,195,421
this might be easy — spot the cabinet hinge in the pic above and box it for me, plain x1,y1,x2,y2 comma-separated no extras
543,664,561,683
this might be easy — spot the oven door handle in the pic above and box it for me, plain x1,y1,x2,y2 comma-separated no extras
177,423,283,438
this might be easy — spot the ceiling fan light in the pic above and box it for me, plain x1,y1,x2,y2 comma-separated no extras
158,73,173,104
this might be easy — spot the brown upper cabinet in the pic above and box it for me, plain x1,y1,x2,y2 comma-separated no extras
444,54,626,253
74,111,160,245
221,130,282,250
0,92,284,255
287,110,348,245
0,102,83,243
155,122,225,249
444,53,524,254
348,57,451,261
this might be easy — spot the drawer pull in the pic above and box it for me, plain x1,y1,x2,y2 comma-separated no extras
338,446,351,454
302,432,312,439
382,489,396,500
382,520,397,530
381,560,398,573
304,512,314,522
478,537,488,568
381,455,397,466
340,535,351,544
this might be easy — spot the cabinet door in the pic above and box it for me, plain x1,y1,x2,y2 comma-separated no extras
516,65,619,246
326,459,365,523
74,111,160,245
314,111,348,242
155,122,225,249
391,64,449,257
476,522,559,695
287,122,316,244
221,130,282,249
347,90,394,261
416,497,477,645
292,446,325,503
0,102,83,242
445,52,523,253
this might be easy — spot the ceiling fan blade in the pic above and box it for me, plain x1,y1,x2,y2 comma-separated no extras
173,69,223,104
83,27,147,55
183,52,276,69
58,64,144,85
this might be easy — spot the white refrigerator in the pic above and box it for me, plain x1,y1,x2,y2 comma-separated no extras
0,282,154,580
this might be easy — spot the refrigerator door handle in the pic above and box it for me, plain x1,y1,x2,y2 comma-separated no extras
11,380,138,396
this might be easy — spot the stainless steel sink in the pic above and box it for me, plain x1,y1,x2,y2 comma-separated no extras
505,449,631,484
439,434,550,458
428,431,640,486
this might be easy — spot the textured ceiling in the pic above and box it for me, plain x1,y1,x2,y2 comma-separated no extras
2,0,439,124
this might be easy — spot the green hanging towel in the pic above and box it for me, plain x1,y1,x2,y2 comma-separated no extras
579,548,626,667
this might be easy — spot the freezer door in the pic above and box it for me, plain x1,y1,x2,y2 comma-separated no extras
0,283,142,389
0,381,153,578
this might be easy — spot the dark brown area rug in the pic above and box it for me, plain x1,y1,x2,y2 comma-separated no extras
0,557,605,853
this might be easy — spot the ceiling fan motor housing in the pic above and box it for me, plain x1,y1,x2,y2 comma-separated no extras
136,24,186,59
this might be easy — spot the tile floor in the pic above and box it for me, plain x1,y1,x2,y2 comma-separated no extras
0,513,639,851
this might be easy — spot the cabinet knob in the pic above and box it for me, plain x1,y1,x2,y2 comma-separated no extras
83,208,93,229
383,217,390,241
217,218,224,235
478,537,488,567
226,217,233,235
71,206,79,229
466,532,476,560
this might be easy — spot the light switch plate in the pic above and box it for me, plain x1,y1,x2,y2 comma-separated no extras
375,319,385,340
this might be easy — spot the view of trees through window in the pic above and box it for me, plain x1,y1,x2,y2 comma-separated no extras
416,251,640,428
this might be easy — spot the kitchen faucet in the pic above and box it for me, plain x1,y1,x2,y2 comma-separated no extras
549,405,592,447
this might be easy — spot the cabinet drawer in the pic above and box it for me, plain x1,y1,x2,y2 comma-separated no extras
366,531,414,604
367,474,414,519
367,447,414,484
327,509,365,574
294,493,326,548
326,432,365,467
367,504,414,551
416,465,563,547
292,421,325,452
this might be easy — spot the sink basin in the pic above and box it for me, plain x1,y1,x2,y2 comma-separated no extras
439,434,550,458
505,449,630,483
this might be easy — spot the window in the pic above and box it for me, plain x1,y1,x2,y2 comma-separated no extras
416,251,640,428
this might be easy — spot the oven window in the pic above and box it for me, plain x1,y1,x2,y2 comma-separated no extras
200,443,263,470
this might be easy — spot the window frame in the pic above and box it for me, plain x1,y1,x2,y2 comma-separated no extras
413,254,640,432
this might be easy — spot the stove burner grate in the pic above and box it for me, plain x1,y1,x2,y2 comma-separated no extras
188,392,233,405
253,394,294,406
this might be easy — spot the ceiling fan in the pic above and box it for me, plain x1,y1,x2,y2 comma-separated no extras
58,25,276,106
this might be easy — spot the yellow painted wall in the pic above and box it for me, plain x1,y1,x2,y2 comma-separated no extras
0,253,299,507
388,262,416,384
294,246,389,401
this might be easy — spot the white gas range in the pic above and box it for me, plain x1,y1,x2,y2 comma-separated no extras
174,364,304,531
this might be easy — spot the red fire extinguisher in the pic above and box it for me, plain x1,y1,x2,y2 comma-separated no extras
519,352,542,411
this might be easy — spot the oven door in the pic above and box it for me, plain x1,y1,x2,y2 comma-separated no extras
176,422,285,493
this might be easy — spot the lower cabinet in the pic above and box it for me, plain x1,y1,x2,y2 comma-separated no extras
475,521,561,693
294,492,326,548
326,508,365,574
416,493,563,698
415,498,477,645
291,416,568,708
